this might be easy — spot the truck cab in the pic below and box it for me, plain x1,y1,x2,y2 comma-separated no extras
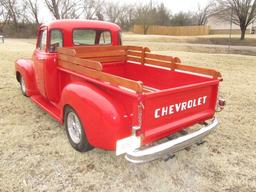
15,20,225,163
31,20,121,101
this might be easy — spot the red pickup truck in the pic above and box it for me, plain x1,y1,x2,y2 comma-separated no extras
15,20,225,163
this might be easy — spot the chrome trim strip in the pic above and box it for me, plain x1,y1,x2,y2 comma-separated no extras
125,118,218,163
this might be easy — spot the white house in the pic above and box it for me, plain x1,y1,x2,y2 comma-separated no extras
207,10,255,34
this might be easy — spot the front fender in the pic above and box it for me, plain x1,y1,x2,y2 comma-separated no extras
60,82,131,150
15,58,38,96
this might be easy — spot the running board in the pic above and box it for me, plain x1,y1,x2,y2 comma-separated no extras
31,95,62,123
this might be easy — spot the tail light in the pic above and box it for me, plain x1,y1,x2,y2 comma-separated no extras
216,99,225,112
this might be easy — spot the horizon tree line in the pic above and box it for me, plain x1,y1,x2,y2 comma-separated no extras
0,0,255,39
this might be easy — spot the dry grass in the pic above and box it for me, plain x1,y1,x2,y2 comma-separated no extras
0,39,256,192
123,33,256,46
123,33,256,56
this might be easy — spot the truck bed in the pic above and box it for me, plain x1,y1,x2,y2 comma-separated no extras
57,45,221,144
58,45,221,93
102,61,214,92
102,60,220,144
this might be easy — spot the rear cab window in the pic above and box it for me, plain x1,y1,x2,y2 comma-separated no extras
73,29,112,46
99,31,111,45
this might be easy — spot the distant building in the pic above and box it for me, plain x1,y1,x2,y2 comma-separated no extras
207,10,255,34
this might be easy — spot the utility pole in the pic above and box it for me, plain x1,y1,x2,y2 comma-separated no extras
228,7,233,53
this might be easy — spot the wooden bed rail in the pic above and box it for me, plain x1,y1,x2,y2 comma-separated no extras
126,48,222,79
58,45,222,84
142,52,221,79
57,47,144,93
58,60,144,93
58,54,103,71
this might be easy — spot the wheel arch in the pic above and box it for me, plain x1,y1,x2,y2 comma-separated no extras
15,58,38,96
60,82,130,150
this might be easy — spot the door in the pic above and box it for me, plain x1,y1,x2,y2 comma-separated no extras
44,29,63,102
33,29,47,97
33,28,63,102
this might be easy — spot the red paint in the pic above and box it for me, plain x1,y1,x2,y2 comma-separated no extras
15,20,222,151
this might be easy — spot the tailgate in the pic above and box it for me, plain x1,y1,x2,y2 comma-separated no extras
140,80,219,144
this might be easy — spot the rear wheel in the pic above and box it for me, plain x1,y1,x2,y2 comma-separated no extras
64,107,93,152
20,76,27,97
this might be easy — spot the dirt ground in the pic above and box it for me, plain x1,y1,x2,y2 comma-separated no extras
0,38,256,192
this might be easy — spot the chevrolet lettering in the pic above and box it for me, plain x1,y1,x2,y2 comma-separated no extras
154,96,208,119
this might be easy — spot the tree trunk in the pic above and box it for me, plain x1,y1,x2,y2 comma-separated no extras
240,28,246,40
143,25,149,35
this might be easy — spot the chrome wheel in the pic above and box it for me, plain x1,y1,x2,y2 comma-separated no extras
67,112,82,144
20,77,26,95
64,107,93,152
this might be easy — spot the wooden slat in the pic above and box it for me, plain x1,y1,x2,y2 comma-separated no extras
77,50,126,58
175,63,222,78
144,58,172,68
126,56,142,63
88,56,126,63
145,53,174,63
58,61,143,93
127,51,143,57
127,46,144,51
58,54,102,71
57,48,76,56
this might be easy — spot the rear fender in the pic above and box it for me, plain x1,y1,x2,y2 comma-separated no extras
60,82,130,150
15,59,38,96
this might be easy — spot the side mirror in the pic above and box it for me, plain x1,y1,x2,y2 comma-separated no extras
48,45,55,53
48,42,60,53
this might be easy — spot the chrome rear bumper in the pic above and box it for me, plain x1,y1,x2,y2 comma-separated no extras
125,118,218,163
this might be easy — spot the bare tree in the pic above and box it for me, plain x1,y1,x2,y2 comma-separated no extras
134,4,157,34
154,3,171,26
16,0,37,24
27,0,40,24
117,6,134,30
81,0,104,19
44,0,80,19
104,2,121,23
194,2,215,25
0,0,19,28
216,0,256,40
45,0,60,19
0,4,10,33
105,3,136,30
170,12,194,26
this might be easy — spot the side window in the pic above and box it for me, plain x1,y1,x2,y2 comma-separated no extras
99,31,111,45
49,29,63,52
73,29,96,45
38,30,47,51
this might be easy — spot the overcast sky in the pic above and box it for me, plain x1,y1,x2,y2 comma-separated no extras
110,0,209,13
39,0,210,22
